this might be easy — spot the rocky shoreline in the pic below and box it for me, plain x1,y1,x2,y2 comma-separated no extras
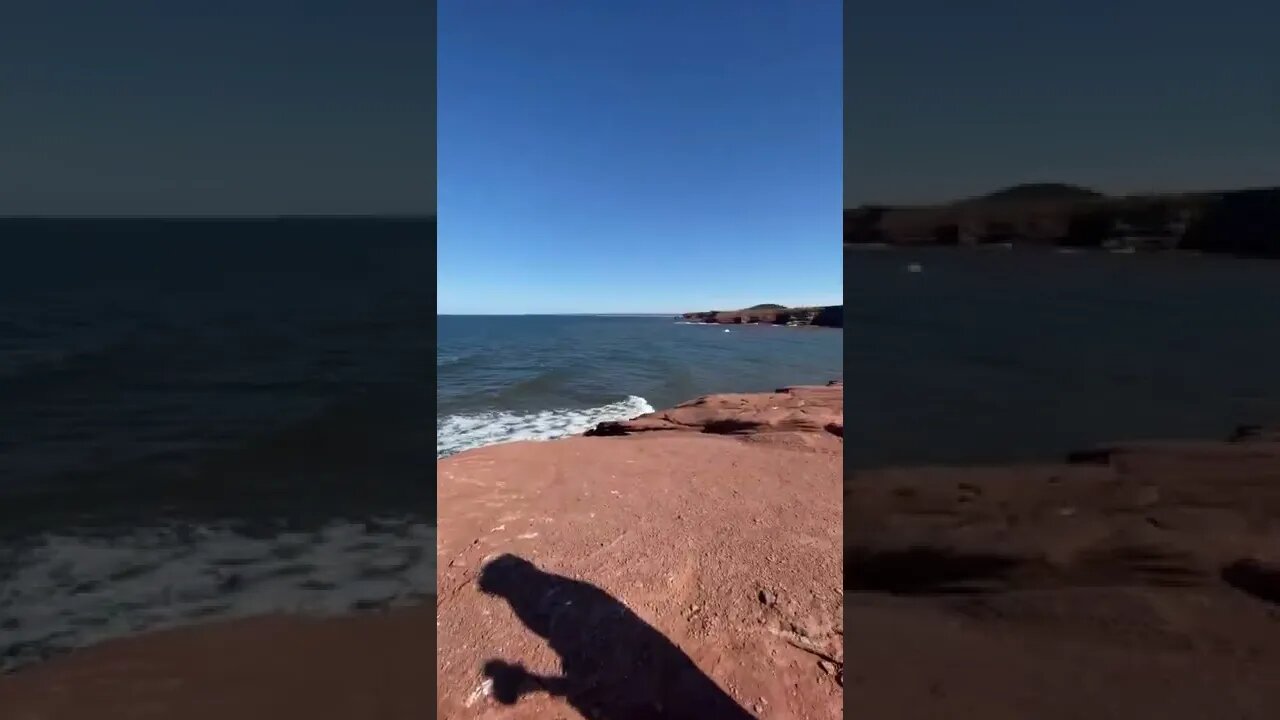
436,382,843,718
0,384,844,719
12,384,1274,716
846,426,1280,717
846,183,1280,257
681,304,843,328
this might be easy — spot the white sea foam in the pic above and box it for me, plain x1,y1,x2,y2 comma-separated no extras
1,396,656,671
437,395,655,458
0,519,435,672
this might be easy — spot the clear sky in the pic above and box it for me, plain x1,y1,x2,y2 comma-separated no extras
0,1,434,216
846,0,1280,207
437,1,842,315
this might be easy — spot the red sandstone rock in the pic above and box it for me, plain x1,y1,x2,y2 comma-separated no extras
845,431,1280,718
0,385,844,720
588,382,843,439
435,384,844,718
17,388,1280,717
681,306,843,328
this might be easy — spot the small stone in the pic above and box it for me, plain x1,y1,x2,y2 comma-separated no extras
758,589,776,606
818,660,836,675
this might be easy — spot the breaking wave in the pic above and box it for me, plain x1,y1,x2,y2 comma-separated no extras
0,518,435,672
436,395,654,458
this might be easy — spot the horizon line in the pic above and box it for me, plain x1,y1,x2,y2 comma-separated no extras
439,312,680,316
846,181,1280,210
439,307,843,316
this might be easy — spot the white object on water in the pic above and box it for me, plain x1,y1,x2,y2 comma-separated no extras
907,262,923,273
724,329,731,333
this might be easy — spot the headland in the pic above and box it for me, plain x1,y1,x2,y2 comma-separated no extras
846,183,1280,256
681,303,844,328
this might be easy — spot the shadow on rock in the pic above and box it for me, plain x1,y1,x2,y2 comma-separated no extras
478,554,755,719
1222,559,1280,606
846,546,1022,594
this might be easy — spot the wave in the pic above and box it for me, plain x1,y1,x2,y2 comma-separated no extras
0,342,135,388
436,395,654,458
0,518,435,672
436,352,474,370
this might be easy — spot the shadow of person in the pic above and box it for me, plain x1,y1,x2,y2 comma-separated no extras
478,553,756,719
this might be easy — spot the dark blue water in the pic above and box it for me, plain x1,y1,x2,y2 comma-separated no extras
849,247,1280,467
436,315,844,457
0,219,437,669
0,218,438,532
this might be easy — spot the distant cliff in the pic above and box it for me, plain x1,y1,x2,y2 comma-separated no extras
681,304,843,328
845,184,1280,257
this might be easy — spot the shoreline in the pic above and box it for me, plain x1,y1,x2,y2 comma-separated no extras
0,517,437,675
844,185,1280,258
0,384,844,719
845,242,1267,260
680,304,844,328
436,382,844,717
13,387,1274,715
675,319,841,328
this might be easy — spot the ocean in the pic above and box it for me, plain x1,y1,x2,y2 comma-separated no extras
0,218,437,670
436,314,845,457
848,247,1280,468
0,219,845,671
18,230,1274,671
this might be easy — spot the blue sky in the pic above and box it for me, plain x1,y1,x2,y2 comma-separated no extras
0,1,433,215
437,1,842,315
847,0,1280,206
